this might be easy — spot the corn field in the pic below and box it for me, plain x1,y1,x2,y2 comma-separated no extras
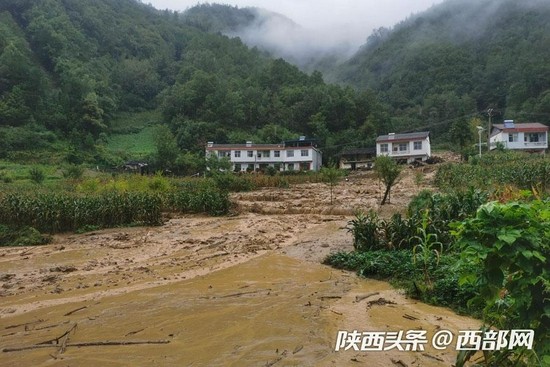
435,154,550,192
0,182,231,233
0,192,163,233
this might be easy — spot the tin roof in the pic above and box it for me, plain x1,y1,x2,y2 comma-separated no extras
376,131,430,143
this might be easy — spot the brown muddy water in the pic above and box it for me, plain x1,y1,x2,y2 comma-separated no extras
0,169,481,366
1,250,481,367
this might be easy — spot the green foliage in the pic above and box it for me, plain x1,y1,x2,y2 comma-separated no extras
374,156,401,205
324,250,481,315
0,224,51,247
0,192,163,233
452,200,550,362
167,180,231,216
412,210,444,286
210,173,255,192
337,0,550,129
435,152,550,192
348,211,383,251
206,155,232,173
28,167,45,184
61,164,84,180
408,188,489,223
320,165,343,205
154,125,179,170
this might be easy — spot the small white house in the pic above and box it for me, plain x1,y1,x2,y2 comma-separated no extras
490,121,548,153
376,131,431,163
205,137,322,172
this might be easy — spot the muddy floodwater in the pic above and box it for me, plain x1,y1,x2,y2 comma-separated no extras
0,168,481,366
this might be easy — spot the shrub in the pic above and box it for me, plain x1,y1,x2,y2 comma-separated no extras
62,164,85,180
452,200,550,362
0,225,51,247
323,250,480,315
29,167,45,184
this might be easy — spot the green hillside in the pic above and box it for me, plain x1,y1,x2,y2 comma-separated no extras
336,0,550,138
0,0,386,168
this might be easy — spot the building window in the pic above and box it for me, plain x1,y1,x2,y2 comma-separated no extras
234,164,241,172
380,144,388,153
261,150,270,157
218,151,228,158
247,164,254,172
234,151,241,158
301,150,309,157
287,163,294,171
508,133,518,142
525,133,540,143
413,141,422,150
274,151,280,157
399,143,408,151
287,150,294,157
247,151,253,157
300,162,310,171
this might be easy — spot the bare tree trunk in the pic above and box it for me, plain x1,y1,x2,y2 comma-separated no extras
381,184,391,205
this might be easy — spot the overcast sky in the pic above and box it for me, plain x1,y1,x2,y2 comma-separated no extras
147,0,444,43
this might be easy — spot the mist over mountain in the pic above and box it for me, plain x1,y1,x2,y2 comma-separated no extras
181,4,358,72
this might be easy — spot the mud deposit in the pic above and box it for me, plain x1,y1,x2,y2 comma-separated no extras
0,168,481,366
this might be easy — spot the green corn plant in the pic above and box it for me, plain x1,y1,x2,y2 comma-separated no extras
412,209,443,288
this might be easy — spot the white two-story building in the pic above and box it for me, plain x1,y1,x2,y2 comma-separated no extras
376,131,431,163
490,121,548,153
206,137,322,172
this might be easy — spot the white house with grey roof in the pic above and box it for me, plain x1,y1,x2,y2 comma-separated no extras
376,131,431,163
205,137,322,172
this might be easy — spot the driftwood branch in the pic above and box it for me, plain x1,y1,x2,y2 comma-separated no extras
355,292,380,303
37,323,77,346
3,340,170,353
64,306,87,316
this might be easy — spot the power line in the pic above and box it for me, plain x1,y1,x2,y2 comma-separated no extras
320,111,482,151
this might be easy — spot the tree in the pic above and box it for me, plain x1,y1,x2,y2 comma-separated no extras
321,165,344,205
374,156,401,205
154,125,179,170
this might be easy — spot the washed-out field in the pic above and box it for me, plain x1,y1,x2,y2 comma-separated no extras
0,167,481,366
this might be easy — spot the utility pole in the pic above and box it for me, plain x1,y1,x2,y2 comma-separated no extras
477,126,485,157
487,108,495,151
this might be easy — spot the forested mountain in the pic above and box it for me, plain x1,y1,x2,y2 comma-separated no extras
336,0,550,137
2,0,550,168
0,0,388,166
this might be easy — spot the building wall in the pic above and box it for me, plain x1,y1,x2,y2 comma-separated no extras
206,146,322,172
376,137,431,162
490,131,548,150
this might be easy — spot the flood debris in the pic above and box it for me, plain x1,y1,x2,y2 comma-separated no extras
366,297,397,308
292,345,303,354
390,358,408,367
63,306,87,316
355,292,380,302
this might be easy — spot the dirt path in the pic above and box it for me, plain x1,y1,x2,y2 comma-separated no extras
0,166,481,366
